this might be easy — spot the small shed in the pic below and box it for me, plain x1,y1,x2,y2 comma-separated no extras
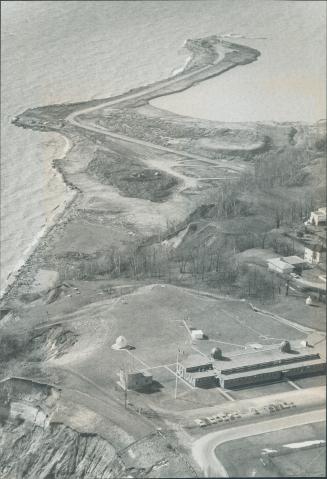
191,330,204,340
118,371,152,391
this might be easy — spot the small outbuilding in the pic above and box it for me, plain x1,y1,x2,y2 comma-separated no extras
118,370,153,391
191,329,204,340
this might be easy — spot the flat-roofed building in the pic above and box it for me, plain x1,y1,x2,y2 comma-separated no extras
283,255,307,273
267,258,294,274
304,244,325,264
215,348,326,389
177,354,217,387
191,329,204,340
118,370,153,391
309,208,326,226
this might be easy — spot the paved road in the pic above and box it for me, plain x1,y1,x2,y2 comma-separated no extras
192,408,325,477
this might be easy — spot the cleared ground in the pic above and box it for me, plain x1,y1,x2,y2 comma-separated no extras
38,284,311,414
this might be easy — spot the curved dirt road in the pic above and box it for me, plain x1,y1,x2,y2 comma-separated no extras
67,44,227,124
192,408,325,477
66,43,249,175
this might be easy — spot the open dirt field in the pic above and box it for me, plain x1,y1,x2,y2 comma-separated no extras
19,284,310,417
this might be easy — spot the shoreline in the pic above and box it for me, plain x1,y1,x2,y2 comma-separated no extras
0,135,75,300
1,37,261,302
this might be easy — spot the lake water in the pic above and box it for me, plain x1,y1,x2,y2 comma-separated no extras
1,0,326,295
152,2,326,122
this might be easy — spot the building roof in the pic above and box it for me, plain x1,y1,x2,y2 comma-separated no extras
313,213,326,217
180,354,212,368
125,371,152,379
283,255,306,265
267,258,294,271
191,329,204,336
312,210,326,217
215,348,320,374
220,357,325,381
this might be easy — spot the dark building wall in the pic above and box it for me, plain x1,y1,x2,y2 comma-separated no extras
220,361,326,388
221,370,281,388
122,373,152,390
282,362,326,379
194,376,218,387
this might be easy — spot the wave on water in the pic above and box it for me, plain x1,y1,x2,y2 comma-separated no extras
171,56,192,76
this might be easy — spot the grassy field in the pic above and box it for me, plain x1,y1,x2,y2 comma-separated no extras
216,421,326,477
263,296,326,332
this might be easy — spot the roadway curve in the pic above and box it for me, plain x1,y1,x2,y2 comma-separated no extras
192,408,325,477
67,44,228,124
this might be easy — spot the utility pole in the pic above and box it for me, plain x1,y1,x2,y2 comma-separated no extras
122,365,128,409
124,382,127,409
174,347,180,400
